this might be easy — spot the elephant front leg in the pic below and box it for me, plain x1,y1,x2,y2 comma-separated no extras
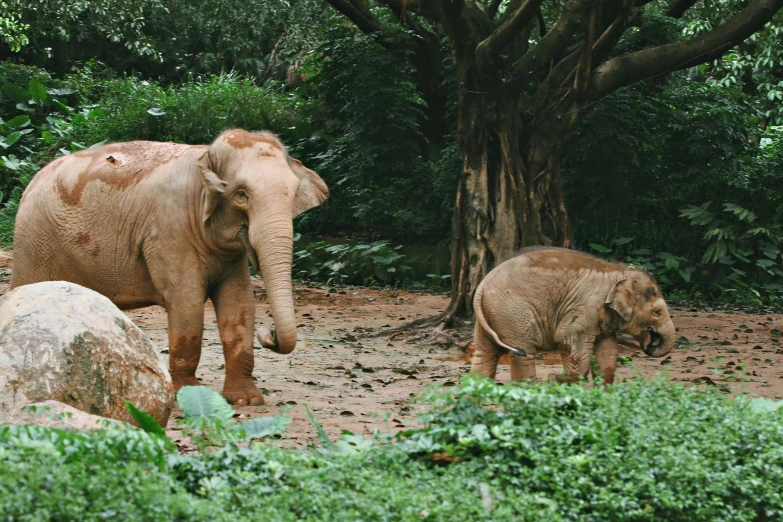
211,261,264,406
551,335,594,384
591,336,619,384
166,298,206,391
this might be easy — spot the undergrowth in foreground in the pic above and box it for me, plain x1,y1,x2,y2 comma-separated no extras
1,377,782,521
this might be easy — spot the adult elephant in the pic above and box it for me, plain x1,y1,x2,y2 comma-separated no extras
11,129,328,405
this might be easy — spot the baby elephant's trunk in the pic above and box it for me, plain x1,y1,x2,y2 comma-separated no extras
643,319,676,358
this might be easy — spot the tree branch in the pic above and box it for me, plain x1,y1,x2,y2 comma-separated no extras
325,0,387,36
511,0,592,81
325,0,420,50
379,0,442,47
477,0,543,60
592,0,783,98
665,0,701,18
441,0,468,42
590,12,627,64
378,0,445,22
536,7,547,36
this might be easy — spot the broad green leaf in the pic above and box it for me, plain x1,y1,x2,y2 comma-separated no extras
1,155,21,170
747,397,783,414
588,243,612,254
0,132,21,148
71,113,87,126
6,115,30,128
236,415,291,440
48,88,77,96
125,401,167,436
176,386,234,425
612,237,634,245
2,84,29,103
28,80,48,105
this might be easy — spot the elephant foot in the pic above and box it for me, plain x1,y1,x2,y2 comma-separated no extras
548,372,576,384
172,375,201,391
223,382,265,406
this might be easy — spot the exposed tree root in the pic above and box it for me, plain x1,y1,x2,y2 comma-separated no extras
361,306,473,350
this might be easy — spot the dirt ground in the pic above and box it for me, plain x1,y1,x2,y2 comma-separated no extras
2,250,782,450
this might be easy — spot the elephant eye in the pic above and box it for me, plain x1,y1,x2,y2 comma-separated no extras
237,189,248,198
652,309,662,317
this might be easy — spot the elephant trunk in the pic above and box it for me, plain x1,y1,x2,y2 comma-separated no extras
643,318,676,358
250,209,298,355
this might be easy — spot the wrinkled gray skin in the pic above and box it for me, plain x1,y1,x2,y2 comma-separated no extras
472,247,676,383
11,129,328,405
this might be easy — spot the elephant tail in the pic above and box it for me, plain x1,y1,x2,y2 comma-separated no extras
473,283,528,358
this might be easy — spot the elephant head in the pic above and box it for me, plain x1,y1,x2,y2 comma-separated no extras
605,270,676,358
198,129,328,354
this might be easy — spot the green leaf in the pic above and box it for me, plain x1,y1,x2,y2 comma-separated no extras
176,386,234,425
747,397,783,414
1,154,21,170
28,80,48,105
0,132,21,148
304,404,332,448
612,237,635,245
236,416,291,440
2,84,29,103
589,243,612,253
71,114,87,126
125,401,176,451
125,401,165,436
48,88,76,96
664,257,680,270
6,115,30,129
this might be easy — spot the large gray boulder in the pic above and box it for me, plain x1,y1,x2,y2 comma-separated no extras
0,281,173,425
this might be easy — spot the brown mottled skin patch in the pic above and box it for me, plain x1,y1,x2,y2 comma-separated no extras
225,130,284,151
55,142,190,207
169,333,202,387
75,232,91,246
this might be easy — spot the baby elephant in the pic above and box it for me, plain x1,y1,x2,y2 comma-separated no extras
472,247,675,383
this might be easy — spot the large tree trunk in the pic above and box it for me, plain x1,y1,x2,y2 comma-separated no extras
441,77,574,323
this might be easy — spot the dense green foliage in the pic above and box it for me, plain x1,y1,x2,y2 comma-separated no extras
0,0,782,304
564,81,783,303
2,378,783,521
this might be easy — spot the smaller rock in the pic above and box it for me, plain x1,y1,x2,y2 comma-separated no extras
1,400,126,431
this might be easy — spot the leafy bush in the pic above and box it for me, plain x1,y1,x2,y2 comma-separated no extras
399,376,783,521
72,71,303,145
293,238,414,286
3,378,783,521
289,15,456,243
564,81,783,304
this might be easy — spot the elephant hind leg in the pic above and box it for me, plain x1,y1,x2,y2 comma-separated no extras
509,353,537,382
470,326,504,379
471,327,536,381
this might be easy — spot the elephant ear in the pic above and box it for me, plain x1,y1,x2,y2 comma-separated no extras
288,157,329,217
605,279,634,322
198,151,227,223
